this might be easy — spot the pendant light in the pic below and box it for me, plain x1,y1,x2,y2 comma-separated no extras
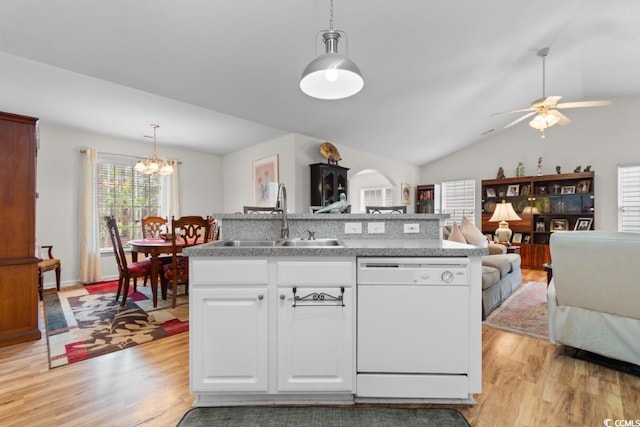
134,124,175,175
300,0,363,100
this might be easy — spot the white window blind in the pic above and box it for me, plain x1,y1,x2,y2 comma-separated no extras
441,179,475,226
97,154,167,249
618,164,640,232
360,187,392,212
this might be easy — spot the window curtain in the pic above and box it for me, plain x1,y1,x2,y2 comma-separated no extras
79,148,102,283
166,160,181,219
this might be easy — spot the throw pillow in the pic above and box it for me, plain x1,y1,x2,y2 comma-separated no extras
460,217,488,248
447,222,467,244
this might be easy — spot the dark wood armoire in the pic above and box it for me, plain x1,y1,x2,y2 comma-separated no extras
0,111,41,347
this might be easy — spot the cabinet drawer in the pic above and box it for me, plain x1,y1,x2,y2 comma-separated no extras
191,259,269,285
277,261,354,287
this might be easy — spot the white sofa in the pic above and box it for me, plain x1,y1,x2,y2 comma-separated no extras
548,231,640,366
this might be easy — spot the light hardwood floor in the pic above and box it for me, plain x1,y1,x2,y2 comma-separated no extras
1,270,638,426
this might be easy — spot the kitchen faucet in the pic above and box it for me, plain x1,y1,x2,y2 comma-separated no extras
276,183,289,239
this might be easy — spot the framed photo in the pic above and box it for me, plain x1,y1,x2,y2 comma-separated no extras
576,180,591,194
536,219,546,232
561,185,576,194
401,183,411,205
523,235,531,244
551,219,569,231
506,184,520,197
486,188,496,198
512,232,522,244
574,217,593,231
252,154,279,207
538,185,548,195
521,184,530,196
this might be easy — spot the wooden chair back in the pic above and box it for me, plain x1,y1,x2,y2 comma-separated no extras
141,216,168,239
243,206,281,214
164,215,213,307
366,206,407,214
106,215,129,277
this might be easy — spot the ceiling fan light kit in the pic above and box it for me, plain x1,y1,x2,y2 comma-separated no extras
300,0,363,100
493,47,611,138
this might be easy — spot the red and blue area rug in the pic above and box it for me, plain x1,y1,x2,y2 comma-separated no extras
43,280,188,368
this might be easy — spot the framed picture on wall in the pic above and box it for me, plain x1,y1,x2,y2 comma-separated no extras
401,183,411,205
252,154,279,207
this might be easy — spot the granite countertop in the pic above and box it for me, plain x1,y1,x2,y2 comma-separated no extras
183,239,487,257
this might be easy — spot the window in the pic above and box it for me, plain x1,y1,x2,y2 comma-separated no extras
441,179,475,226
618,164,640,232
360,187,392,212
97,154,168,249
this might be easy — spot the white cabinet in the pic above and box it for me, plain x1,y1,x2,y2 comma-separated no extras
276,260,355,392
189,256,356,403
190,259,269,393
191,287,268,392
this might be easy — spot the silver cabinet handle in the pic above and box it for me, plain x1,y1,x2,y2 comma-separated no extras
258,294,264,300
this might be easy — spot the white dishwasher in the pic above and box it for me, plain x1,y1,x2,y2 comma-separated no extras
356,257,471,399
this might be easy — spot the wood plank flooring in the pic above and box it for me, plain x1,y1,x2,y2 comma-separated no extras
1,269,638,426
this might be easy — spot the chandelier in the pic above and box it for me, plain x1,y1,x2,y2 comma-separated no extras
134,124,175,175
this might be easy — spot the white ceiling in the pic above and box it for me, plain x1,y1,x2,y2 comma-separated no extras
1,1,639,165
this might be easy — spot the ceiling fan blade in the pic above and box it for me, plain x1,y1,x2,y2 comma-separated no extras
556,99,612,109
504,111,537,128
549,109,571,125
491,107,534,116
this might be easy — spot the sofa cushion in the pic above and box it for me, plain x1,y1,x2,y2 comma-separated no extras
482,266,501,290
488,243,507,255
482,253,520,278
461,217,488,248
448,222,467,244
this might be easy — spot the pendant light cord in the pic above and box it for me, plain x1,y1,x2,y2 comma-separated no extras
329,0,334,30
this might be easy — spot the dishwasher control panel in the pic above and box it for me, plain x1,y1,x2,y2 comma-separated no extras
357,257,469,286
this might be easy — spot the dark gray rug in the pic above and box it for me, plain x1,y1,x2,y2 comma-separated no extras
176,407,470,427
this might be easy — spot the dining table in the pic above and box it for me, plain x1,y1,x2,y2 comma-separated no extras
128,238,184,307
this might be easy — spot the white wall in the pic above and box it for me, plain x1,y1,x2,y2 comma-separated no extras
36,124,223,285
221,133,421,213
420,96,640,231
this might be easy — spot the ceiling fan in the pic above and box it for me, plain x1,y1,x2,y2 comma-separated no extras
493,47,612,138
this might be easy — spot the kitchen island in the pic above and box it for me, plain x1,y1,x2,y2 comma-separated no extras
184,214,486,406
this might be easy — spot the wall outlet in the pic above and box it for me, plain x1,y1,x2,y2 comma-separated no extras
344,222,362,234
367,222,385,234
404,223,420,234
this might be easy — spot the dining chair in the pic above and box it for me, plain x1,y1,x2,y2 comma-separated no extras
162,215,213,308
243,206,281,214
366,206,407,214
140,216,169,286
141,216,168,239
37,245,61,300
106,216,152,306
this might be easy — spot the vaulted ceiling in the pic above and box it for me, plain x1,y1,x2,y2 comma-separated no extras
1,1,639,165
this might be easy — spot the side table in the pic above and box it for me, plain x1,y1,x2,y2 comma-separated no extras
543,262,553,285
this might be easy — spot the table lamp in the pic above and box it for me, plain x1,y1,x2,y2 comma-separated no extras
489,201,522,243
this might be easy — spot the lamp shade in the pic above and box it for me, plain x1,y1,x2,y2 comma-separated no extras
300,31,364,100
529,112,560,130
489,201,522,222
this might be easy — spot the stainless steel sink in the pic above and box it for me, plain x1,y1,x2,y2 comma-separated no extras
213,240,280,247
212,238,343,248
278,239,343,247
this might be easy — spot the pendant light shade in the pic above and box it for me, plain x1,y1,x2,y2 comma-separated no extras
300,0,363,100
300,31,364,100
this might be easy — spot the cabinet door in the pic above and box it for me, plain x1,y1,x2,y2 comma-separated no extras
190,287,268,392
277,286,353,391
